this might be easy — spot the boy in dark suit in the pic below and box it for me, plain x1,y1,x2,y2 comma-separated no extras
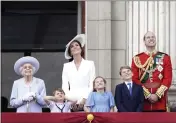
115,66,144,112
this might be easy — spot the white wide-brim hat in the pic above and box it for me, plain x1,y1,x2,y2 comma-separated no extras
14,56,40,75
65,34,86,59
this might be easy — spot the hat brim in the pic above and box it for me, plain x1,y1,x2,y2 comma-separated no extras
14,56,40,75
65,34,86,59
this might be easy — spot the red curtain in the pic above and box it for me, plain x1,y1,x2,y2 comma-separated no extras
2,113,176,123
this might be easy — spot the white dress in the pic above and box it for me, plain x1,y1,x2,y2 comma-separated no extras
62,58,96,103
10,77,46,112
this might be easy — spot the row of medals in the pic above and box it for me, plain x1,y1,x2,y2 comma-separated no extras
146,57,164,82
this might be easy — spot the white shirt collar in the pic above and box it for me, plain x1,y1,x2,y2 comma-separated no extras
56,102,64,105
125,81,133,86
72,58,85,63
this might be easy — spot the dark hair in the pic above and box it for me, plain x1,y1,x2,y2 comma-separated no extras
93,76,107,92
68,40,84,62
119,65,132,75
53,88,65,95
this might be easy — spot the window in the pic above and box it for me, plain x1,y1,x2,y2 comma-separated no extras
2,1,78,51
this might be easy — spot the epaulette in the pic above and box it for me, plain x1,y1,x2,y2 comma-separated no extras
157,51,168,56
134,52,145,57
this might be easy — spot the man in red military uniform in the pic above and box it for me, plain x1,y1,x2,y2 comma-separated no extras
131,31,172,112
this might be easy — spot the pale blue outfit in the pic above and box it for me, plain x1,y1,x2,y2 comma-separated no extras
10,77,46,112
85,91,115,112
48,101,72,113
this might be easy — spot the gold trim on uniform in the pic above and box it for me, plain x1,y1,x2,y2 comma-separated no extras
133,56,154,82
155,85,168,98
133,56,151,69
142,86,151,99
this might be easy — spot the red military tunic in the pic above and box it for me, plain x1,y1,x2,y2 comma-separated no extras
131,51,172,111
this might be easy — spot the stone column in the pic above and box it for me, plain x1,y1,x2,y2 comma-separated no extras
111,1,127,94
86,1,112,91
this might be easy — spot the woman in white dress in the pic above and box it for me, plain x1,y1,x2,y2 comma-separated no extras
10,56,46,112
62,34,96,111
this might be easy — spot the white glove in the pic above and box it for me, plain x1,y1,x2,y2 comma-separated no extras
27,92,36,98
22,92,36,102
28,96,34,102
22,93,31,102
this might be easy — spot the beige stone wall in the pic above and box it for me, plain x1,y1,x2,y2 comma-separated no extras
86,1,127,94
86,1,112,91
111,1,127,95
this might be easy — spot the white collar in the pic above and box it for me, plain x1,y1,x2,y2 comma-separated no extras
125,81,132,85
56,102,65,105
72,58,85,63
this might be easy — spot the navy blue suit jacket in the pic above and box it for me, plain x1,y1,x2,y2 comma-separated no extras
114,82,144,112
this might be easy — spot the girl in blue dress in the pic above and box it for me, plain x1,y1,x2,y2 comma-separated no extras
85,76,115,112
